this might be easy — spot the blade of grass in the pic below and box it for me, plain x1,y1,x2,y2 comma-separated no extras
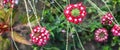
72,24,85,50
27,0,41,27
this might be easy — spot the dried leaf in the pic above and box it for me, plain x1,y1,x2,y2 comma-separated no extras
10,31,32,45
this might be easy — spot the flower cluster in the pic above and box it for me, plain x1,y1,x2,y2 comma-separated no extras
95,28,108,42
111,24,120,36
101,13,113,25
3,0,15,8
94,12,120,42
30,26,50,46
64,2,87,24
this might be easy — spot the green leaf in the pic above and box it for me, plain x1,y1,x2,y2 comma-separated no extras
20,15,40,26
87,7,96,13
50,32,54,38
89,21,102,32
0,36,11,50
19,15,28,24
33,47,39,50
0,9,5,19
119,47,120,50
44,47,60,50
71,27,75,33
102,45,111,50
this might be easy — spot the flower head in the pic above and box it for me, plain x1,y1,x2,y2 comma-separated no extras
30,26,50,46
101,13,113,25
95,28,108,42
111,24,120,36
64,2,87,24
3,0,15,8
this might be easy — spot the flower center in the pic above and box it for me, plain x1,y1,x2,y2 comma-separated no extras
71,8,80,17
34,33,40,37
104,19,109,24
99,32,105,38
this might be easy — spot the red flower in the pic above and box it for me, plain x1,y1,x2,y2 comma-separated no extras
3,0,15,8
101,13,113,25
95,28,108,42
111,24,120,36
64,2,87,24
30,26,50,46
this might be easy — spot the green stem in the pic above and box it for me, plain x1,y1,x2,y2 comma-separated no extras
87,0,103,14
27,0,41,26
39,0,62,13
72,24,85,50
75,30,85,50
41,5,45,21
10,10,19,50
54,0,64,10
72,35,76,50
24,0,32,32
66,21,69,50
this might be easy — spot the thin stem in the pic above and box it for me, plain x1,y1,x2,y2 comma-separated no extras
72,24,85,50
23,0,33,34
69,23,76,50
27,0,41,27
41,5,45,21
68,0,70,4
54,0,64,10
10,10,19,50
40,0,63,14
72,35,76,50
75,30,85,50
11,31,19,50
40,46,43,50
87,0,104,14
66,21,69,50
48,0,63,13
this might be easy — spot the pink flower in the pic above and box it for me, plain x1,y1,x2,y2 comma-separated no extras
30,26,50,46
101,13,113,25
3,0,16,8
95,28,108,42
111,24,120,36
